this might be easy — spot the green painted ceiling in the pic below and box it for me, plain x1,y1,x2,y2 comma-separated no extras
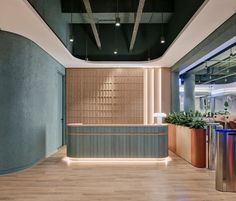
28,0,205,61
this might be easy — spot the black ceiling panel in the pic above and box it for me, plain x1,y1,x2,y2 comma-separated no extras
71,23,167,61
28,0,205,61
61,0,174,13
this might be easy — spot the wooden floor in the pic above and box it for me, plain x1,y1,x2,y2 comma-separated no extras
1,147,236,201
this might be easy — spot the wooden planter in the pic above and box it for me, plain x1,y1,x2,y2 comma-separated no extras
168,124,206,168
168,124,176,152
176,125,192,163
191,128,206,168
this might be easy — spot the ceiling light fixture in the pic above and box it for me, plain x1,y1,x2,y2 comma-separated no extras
115,0,120,27
69,35,74,43
160,12,165,44
115,17,120,27
69,12,74,43
114,49,118,54
160,36,165,44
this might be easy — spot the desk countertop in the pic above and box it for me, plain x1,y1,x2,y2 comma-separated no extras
67,123,168,127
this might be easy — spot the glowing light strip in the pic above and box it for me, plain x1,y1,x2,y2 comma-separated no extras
180,85,236,95
211,87,236,95
62,156,172,164
144,69,148,124
179,85,211,93
158,68,162,112
151,68,154,124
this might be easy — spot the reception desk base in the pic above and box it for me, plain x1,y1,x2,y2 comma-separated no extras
67,124,168,158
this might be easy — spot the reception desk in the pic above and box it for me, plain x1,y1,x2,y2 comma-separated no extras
67,124,168,158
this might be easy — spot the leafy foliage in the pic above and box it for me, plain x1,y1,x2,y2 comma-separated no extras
189,118,207,129
224,100,229,108
165,110,206,129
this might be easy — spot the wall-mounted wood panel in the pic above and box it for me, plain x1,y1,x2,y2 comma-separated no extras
161,68,171,114
66,68,144,124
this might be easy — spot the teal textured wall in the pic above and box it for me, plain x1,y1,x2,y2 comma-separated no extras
0,31,65,174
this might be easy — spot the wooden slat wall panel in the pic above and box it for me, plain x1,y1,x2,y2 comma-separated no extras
161,68,171,115
66,68,144,124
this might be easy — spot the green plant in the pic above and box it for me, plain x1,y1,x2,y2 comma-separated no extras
189,118,207,129
165,112,180,124
224,100,229,108
224,100,230,114
165,111,206,129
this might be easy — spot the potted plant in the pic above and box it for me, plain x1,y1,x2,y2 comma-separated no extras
223,100,230,118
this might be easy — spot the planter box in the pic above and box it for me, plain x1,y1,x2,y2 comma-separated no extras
191,128,206,168
168,124,176,152
176,125,192,163
168,124,206,168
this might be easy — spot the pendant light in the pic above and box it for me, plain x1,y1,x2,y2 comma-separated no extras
114,4,119,55
69,12,74,42
113,29,118,54
113,26,118,54
115,0,120,27
115,17,120,27
160,12,165,44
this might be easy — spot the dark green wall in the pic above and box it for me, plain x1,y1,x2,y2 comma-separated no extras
0,31,65,174
166,0,205,46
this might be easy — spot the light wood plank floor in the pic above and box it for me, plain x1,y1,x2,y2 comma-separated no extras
1,147,236,201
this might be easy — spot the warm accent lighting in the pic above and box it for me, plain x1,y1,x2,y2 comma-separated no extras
62,157,172,165
158,68,162,112
115,17,120,27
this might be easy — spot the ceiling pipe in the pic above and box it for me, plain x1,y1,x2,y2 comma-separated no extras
82,0,102,49
129,0,146,51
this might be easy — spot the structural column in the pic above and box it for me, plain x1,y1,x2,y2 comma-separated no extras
171,71,180,112
184,74,195,112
